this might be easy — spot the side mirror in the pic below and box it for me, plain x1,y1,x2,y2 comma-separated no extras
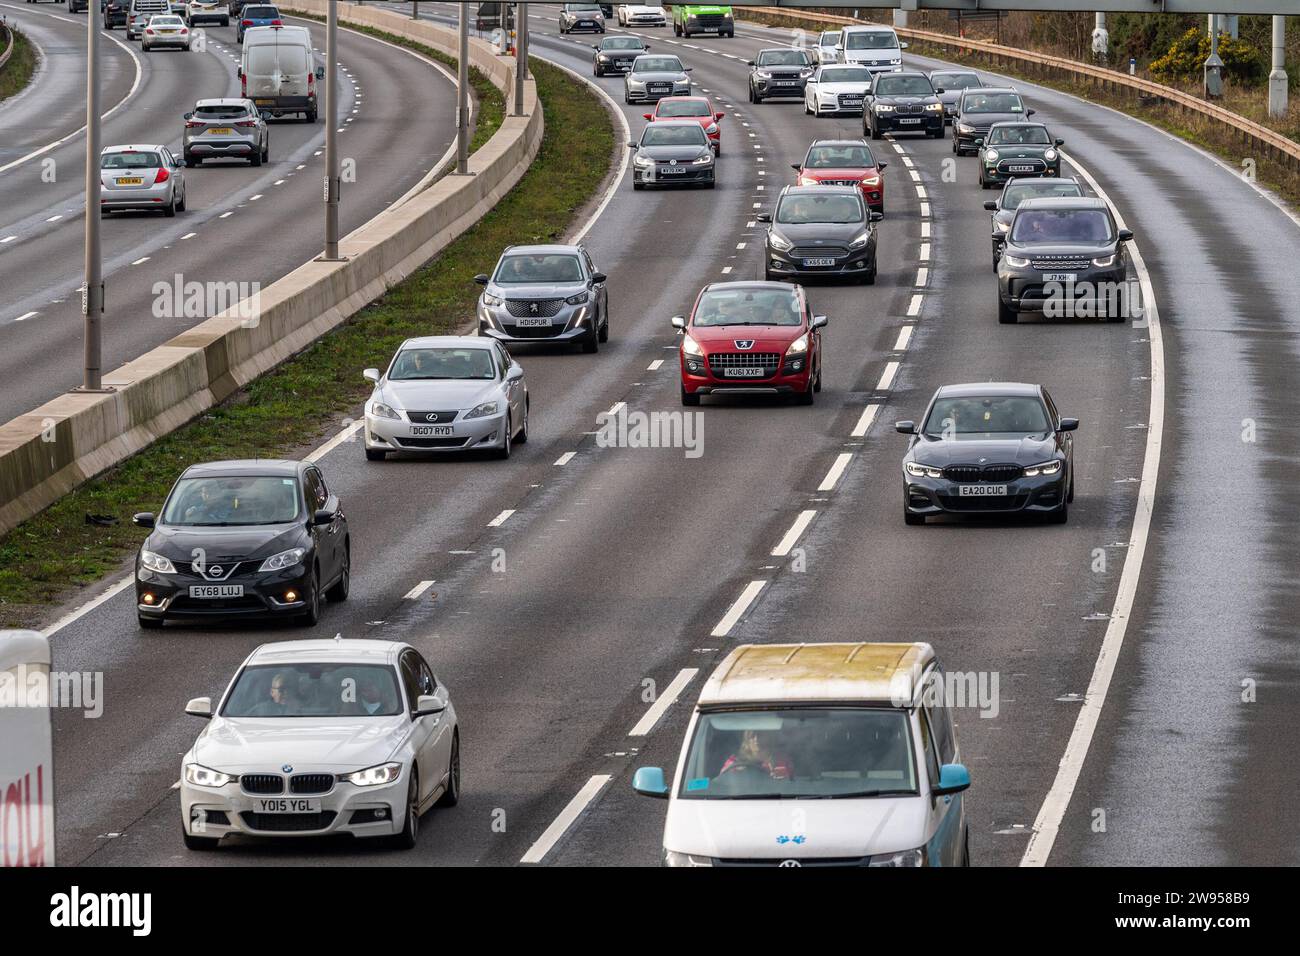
935,87,945,94
626,141,638,149
900,41,909,49
313,508,335,526
591,272,608,284
183,110,194,120
363,368,380,384
810,314,828,330
715,112,724,121
745,60,755,67
790,162,801,171
983,200,998,211
592,44,600,50
133,512,156,528
877,160,888,170
670,315,687,331
974,138,985,148
414,694,445,716
185,697,213,719
1054,138,1065,146
895,420,916,434
632,766,669,798
933,763,971,797
474,273,490,285
683,67,693,72
755,213,772,223
869,211,883,222
1027,107,1037,116
1058,417,1080,432
643,113,653,121
1117,229,1134,242
235,67,242,78
506,364,524,382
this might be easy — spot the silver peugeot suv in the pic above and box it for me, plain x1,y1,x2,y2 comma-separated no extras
474,244,610,354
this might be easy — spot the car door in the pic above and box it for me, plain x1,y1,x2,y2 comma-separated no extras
416,653,453,787
916,705,960,866
583,248,606,322
494,343,520,422
1042,388,1072,470
399,651,438,805
922,668,963,865
302,468,338,581
161,147,183,200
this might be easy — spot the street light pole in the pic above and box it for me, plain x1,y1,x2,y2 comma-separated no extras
324,1,341,259
456,2,470,174
82,0,103,391
514,2,528,117
1269,16,1288,118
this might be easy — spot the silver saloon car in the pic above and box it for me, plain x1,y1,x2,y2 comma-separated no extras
141,13,193,50
100,144,187,217
475,244,610,353
624,53,692,104
180,639,459,850
363,336,529,461
182,98,270,167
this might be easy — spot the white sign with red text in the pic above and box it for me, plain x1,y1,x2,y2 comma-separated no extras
0,630,55,866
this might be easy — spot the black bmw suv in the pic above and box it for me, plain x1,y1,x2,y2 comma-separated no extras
864,71,945,139
133,460,350,628
996,196,1133,324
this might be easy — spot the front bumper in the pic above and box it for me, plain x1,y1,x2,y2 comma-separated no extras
953,126,988,151
633,161,715,186
365,409,507,454
181,770,408,841
596,56,636,73
626,82,692,102
904,472,1067,516
873,111,943,134
999,264,1127,315
563,18,605,32
981,160,1061,185
753,76,808,97
813,94,866,114
479,300,596,344
767,243,874,278
136,565,314,621
681,354,813,396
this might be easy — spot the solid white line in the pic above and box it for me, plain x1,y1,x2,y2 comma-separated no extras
520,774,611,864
41,578,135,639
711,581,767,637
877,361,900,391
306,420,363,463
894,325,913,350
647,359,664,371
628,668,699,736
14,311,38,322
554,452,576,466
1020,158,1166,867
851,403,881,439
771,510,816,557
488,509,515,528
817,453,853,493
906,294,923,318
403,580,435,600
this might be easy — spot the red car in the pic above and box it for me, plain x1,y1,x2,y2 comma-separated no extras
673,282,826,406
644,96,725,155
791,138,888,214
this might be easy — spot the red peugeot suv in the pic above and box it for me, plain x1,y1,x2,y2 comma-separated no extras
673,282,826,406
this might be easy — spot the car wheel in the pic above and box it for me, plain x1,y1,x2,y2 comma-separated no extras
163,192,176,217
1067,471,1075,503
184,153,197,168
997,298,1017,324
516,399,529,444
796,382,815,406
863,254,877,285
1048,500,1069,524
632,181,644,190
298,567,320,626
182,828,219,851
582,324,599,353
365,446,386,461
250,148,262,168
176,186,186,212
813,363,822,393
598,314,609,343
714,142,721,157
308,107,319,123
220,16,228,26
962,829,971,866
869,121,881,140
435,733,461,808
325,543,349,601
262,138,269,162
138,614,163,630
681,386,700,407
392,771,419,849
496,415,513,459
904,508,926,526
804,99,812,116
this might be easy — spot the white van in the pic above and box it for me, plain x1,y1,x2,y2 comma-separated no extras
239,24,322,122
838,24,906,74
127,0,171,40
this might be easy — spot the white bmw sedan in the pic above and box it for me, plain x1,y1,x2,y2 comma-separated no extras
180,639,460,850
363,335,529,461
804,64,875,118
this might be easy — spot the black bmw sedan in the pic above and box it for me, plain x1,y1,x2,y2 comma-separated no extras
133,460,350,628
896,383,1077,525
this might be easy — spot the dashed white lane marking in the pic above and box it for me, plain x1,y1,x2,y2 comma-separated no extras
520,774,612,864
628,668,699,736
877,361,900,392
771,510,817,557
403,580,435,600
721,265,732,274
919,243,931,261
15,311,38,322
219,211,233,218
607,401,626,417
46,215,63,222
906,294,923,318
901,155,914,168
916,185,928,199
921,221,931,238
274,179,286,185
892,143,904,154
894,325,914,350
249,194,264,201
554,451,576,466
908,170,920,182
487,509,515,527
131,257,150,266
0,236,17,243
735,242,746,249
180,232,197,240
647,359,664,371
711,581,767,637
817,453,853,493
916,267,928,286
851,403,881,439
920,202,931,217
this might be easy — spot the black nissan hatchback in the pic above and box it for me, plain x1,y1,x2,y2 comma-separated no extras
133,460,350,629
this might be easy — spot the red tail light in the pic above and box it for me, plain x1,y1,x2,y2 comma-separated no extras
154,166,170,185
145,28,154,34
271,18,281,25
241,19,252,25
185,120,203,128
180,27,188,33
234,120,257,127
241,74,247,97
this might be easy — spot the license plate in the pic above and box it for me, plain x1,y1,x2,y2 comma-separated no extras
723,367,767,378
842,97,862,105
958,485,1007,497
189,584,244,599
116,177,144,186
898,117,922,124
207,127,234,135
802,257,837,267
1043,273,1077,282
410,425,454,437
649,85,670,93
578,20,593,25
255,798,321,814
774,80,798,86
659,165,686,175
160,29,177,33
515,316,553,327
1008,164,1035,172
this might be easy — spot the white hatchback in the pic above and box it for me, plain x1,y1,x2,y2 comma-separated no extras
180,638,460,850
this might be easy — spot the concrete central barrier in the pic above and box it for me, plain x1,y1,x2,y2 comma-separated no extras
0,1,543,536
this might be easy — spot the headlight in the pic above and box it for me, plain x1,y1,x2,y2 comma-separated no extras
874,103,895,113
681,334,703,356
566,290,590,304
140,550,176,574
985,148,1000,162
343,762,403,787
369,401,401,420
664,850,713,867
1003,254,1029,267
633,155,654,167
597,54,609,61
848,231,871,249
958,122,975,133
1044,148,1058,161
705,123,718,134
785,333,810,355
868,847,924,867
755,70,773,78
258,547,305,573
799,68,813,78
768,231,793,252
1023,460,1062,477
890,57,902,65
184,764,234,788
482,291,503,307
1092,254,1116,267
905,461,943,479
994,220,1011,233
692,153,713,165
924,102,943,111
862,176,881,186
465,401,500,420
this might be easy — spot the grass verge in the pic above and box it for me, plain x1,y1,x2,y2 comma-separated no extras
0,56,613,628
0,26,36,105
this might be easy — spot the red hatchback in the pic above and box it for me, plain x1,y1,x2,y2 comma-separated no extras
644,96,725,154
673,282,826,406
792,138,888,214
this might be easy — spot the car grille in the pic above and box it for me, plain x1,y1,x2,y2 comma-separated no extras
178,559,257,579
708,352,781,378
837,94,864,108
942,464,1024,482
241,774,284,795
289,774,335,795
395,437,473,449
694,13,728,27
1031,258,1089,270
816,179,862,187
937,492,1030,512
504,298,563,318
714,856,870,867
404,409,460,424
790,246,848,259
894,103,926,115
170,596,266,612
504,323,566,338
997,159,1046,173
240,811,337,832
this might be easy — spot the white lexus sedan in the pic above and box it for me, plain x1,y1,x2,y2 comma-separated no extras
363,335,529,461
180,639,460,850
804,64,875,118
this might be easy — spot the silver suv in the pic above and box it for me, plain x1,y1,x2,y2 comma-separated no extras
474,245,610,354
182,98,269,167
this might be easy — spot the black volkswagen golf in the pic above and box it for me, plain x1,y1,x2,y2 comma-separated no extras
133,460,350,629
896,383,1077,525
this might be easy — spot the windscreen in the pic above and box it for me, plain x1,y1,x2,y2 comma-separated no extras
494,253,584,283
930,72,980,90
987,125,1051,145
634,56,683,73
961,92,1024,113
657,100,711,118
642,124,707,147
1002,181,1083,210
776,192,864,225
757,49,810,67
923,396,1051,438
161,476,301,526
844,30,898,50
805,143,874,169
1010,208,1113,243
222,664,404,718
102,152,162,169
693,288,802,328
817,67,872,84
874,75,935,96
601,36,644,50
388,348,496,381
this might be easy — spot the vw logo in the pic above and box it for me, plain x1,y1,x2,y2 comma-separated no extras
735,339,755,350
207,565,222,578
669,159,678,166
778,860,801,867
425,413,440,422
281,764,293,774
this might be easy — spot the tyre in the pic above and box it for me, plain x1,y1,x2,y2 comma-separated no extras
307,107,318,123
250,148,262,168
298,568,320,626
496,415,512,459
261,138,269,163
1048,501,1069,524
598,315,609,343
997,297,1017,324
681,386,700,407
813,363,822,393
704,177,715,189
365,447,386,461
163,192,176,217
904,509,925,526
582,324,599,353
516,400,529,444
183,829,219,851
184,153,197,168
632,181,644,190
1067,471,1075,503
325,544,349,602
796,383,814,406
714,142,720,157
392,771,420,850
862,262,876,285
138,614,163,630
962,830,971,866
869,121,881,140
221,16,228,26
435,733,461,808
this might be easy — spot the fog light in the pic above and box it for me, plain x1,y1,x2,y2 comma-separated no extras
284,590,298,603
374,808,387,819
142,593,156,605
